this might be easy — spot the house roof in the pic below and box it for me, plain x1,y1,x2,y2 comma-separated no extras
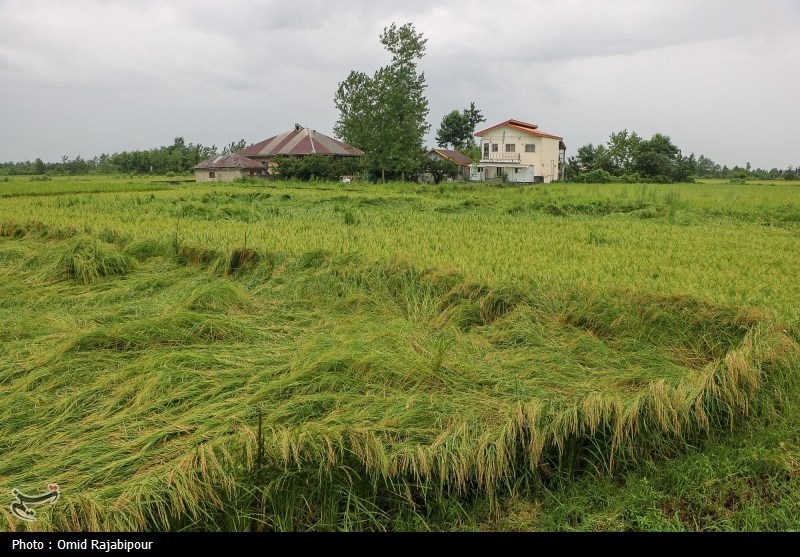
475,119,566,149
192,154,263,170
429,148,473,166
239,124,364,158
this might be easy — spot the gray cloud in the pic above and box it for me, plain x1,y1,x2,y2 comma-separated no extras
0,0,797,168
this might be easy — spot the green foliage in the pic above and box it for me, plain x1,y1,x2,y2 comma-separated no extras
272,155,362,181
334,22,430,181
420,156,459,184
435,103,486,150
573,169,615,183
222,139,249,155
568,131,697,183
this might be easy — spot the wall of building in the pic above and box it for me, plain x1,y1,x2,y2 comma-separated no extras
478,125,563,183
194,169,244,182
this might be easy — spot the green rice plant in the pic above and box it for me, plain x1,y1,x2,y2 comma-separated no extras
54,237,134,284
209,247,262,277
1,177,800,532
123,239,171,261
184,279,252,313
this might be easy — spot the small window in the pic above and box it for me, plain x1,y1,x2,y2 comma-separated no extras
505,144,515,152
525,144,535,152
483,143,489,157
515,168,520,173
209,171,215,178
249,170,256,176
491,144,499,153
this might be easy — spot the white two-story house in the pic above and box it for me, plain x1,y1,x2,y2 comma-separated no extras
472,119,566,183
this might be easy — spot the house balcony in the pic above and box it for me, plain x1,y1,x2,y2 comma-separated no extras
479,153,521,164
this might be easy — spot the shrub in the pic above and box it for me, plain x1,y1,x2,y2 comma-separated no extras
574,169,615,183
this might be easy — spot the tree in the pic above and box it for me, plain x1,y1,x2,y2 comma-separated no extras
435,102,485,150
420,156,458,184
568,131,698,182
435,110,469,150
334,22,430,182
605,130,640,174
33,158,45,175
222,139,248,155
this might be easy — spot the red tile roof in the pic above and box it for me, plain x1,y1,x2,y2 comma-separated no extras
192,154,263,170
429,148,473,166
475,119,564,143
239,125,364,158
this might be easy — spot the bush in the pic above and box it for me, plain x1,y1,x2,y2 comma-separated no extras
272,154,363,181
574,169,615,183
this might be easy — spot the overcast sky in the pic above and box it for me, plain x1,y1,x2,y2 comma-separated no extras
1,0,798,168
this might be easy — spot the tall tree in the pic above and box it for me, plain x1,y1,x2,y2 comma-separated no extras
435,102,485,150
333,22,430,182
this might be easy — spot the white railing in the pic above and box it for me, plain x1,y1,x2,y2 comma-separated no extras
480,154,521,164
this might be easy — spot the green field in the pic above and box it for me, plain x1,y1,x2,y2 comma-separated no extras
1,176,798,531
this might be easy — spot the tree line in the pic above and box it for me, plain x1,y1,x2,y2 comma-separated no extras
566,130,798,183
0,137,248,176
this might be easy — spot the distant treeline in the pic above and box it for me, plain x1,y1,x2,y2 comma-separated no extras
0,137,247,176
566,130,798,183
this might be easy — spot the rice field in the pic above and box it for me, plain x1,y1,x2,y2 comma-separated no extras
1,176,798,531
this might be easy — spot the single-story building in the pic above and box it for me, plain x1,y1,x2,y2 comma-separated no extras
193,124,364,182
192,154,267,182
425,148,473,181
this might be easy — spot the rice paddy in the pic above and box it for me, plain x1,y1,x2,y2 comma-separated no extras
0,176,798,531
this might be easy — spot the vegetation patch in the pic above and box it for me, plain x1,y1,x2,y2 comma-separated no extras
1,236,796,531
54,237,135,284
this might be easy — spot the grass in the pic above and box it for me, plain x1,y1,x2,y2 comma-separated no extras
0,176,798,531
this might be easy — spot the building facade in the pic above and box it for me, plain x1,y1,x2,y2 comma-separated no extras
192,154,266,182
472,119,566,184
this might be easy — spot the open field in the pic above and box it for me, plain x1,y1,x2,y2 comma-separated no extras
1,176,799,531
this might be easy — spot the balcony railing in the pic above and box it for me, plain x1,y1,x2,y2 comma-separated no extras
479,153,521,164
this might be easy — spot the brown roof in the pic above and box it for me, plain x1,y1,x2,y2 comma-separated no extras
475,119,564,144
192,154,263,170
239,125,364,158
429,148,473,166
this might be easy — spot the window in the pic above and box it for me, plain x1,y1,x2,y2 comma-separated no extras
483,143,489,157
249,170,256,176
505,144,515,153
491,144,499,152
209,171,215,178
525,144,535,152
